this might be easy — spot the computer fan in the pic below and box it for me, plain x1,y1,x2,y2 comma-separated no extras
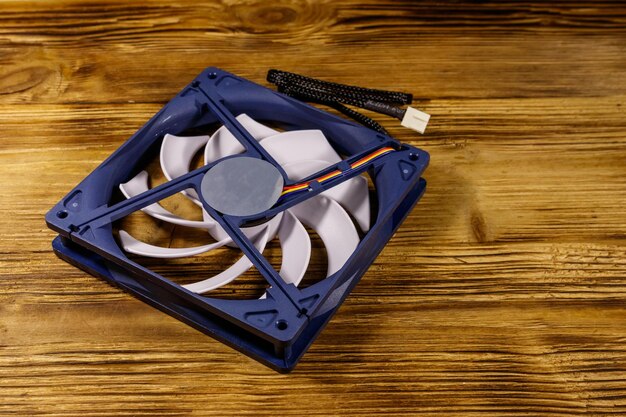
46,67,429,372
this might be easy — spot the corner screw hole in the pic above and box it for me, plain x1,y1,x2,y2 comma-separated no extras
408,153,419,161
56,210,68,219
208,72,217,80
276,320,288,331
191,81,200,88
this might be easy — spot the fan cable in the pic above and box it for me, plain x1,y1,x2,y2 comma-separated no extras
267,69,430,135
279,146,395,201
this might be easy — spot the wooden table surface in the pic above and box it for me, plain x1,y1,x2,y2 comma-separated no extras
2,1,626,416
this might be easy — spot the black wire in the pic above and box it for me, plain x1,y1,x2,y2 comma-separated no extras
268,69,412,105
267,69,412,134
279,85,391,134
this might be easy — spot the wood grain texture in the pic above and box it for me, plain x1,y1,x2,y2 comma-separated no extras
1,1,626,415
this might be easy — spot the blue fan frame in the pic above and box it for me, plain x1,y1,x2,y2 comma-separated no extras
45,67,429,372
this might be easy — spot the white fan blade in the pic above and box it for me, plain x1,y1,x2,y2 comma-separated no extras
204,114,278,164
232,113,279,141
160,133,210,203
119,171,216,230
289,195,359,277
277,210,311,286
259,130,341,168
279,159,329,181
118,230,229,258
205,211,284,249
324,176,370,232
182,227,271,293
282,160,371,232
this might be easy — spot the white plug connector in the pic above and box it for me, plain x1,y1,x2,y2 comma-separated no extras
401,107,430,134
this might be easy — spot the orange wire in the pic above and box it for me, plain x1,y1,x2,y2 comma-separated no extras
280,147,394,197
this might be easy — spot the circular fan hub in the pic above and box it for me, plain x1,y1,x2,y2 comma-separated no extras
200,157,284,217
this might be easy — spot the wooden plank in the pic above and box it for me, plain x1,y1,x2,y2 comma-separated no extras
1,1,626,416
